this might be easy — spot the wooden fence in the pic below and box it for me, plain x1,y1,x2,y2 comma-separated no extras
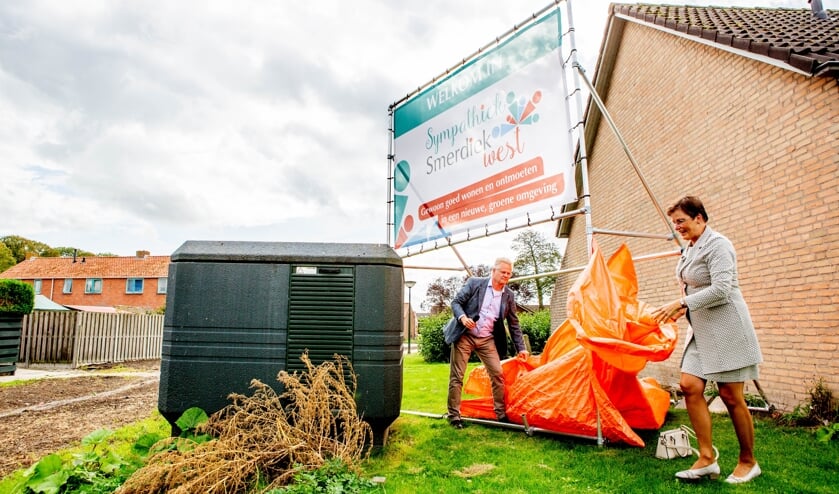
19,312,164,368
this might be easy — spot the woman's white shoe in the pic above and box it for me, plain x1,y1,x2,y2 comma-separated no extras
675,462,720,481
725,463,761,484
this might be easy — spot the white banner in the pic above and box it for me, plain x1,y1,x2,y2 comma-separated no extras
391,8,575,250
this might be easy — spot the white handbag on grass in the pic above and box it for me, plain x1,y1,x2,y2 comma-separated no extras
655,425,693,459
654,425,720,460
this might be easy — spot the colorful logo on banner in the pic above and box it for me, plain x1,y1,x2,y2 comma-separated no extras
392,8,574,250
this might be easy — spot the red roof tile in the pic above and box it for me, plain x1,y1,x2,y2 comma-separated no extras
0,255,170,279
614,4,839,77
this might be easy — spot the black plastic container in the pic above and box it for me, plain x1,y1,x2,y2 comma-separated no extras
158,241,404,447
0,314,23,375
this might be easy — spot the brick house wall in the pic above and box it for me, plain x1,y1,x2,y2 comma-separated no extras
551,22,838,411
1,254,170,311
31,276,167,309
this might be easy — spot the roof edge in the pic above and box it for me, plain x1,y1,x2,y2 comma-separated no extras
614,9,812,77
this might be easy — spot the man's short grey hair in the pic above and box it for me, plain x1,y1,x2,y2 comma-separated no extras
494,257,513,268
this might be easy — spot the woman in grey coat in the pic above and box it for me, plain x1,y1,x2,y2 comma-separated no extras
652,196,763,484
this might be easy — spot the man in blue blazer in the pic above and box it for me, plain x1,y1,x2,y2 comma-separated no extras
447,257,528,428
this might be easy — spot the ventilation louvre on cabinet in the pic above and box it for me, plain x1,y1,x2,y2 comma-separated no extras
287,266,354,375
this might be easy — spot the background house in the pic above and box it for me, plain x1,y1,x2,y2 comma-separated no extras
0,250,170,311
551,4,837,411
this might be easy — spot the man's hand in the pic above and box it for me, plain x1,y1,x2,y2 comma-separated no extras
459,315,477,330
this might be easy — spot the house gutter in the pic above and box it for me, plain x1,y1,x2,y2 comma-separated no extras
614,12,813,78
814,60,839,78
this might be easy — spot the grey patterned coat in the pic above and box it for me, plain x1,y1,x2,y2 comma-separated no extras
678,227,763,374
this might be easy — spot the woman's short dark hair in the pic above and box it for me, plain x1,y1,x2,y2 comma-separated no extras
667,196,708,221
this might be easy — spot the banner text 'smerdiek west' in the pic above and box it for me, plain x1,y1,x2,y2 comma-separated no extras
392,9,575,249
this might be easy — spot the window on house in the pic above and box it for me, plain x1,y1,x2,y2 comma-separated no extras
63,279,72,294
33,279,42,294
85,278,103,294
126,278,144,294
157,277,167,294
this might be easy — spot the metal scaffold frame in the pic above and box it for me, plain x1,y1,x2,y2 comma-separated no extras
387,0,695,447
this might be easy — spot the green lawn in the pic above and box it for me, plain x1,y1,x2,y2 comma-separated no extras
362,353,838,494
2,353,836,493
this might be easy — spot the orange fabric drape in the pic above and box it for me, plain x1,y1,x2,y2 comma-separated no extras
459,243,678,446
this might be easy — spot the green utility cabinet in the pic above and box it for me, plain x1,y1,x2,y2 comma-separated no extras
158,241,404,447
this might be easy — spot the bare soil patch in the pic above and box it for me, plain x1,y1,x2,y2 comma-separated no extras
0,360,162,478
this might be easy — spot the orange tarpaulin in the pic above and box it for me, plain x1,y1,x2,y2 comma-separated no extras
460,243,678,446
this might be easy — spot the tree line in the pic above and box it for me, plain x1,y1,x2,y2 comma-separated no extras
0,235,115,273
421,230,561,313
2,230,563,311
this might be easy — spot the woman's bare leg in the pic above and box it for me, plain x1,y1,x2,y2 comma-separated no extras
718,381,757,477
680,373,716,468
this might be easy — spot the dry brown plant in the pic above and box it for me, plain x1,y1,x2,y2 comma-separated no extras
118,354,373,494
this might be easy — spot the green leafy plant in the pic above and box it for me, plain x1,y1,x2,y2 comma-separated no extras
744,393,768,409
6,408,209,494
131,433,165,457
775,377,838,442
175,406,211,438
147,406,214,454
703,383,719,399
815,422,839,443
701,384,768,409
269,458,382,493
776,401,813,427
14,454,68,494
0,279,35,315
807,378,839,442
806,378,838,424
13,429,139,494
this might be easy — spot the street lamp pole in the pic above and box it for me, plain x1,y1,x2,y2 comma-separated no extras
405,281,416,354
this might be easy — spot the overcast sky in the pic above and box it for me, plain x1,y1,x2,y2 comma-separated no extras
0,1,808,307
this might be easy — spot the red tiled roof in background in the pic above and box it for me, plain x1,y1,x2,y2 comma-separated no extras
614,4,839,77
0,255,170,279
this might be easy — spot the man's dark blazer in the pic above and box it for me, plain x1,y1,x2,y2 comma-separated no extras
450,276,526,358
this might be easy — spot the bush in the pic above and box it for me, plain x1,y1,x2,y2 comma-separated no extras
417,312,480,364
517,310,552,354
418,309,555,363
418,311,452,363
0,279,35,315
776,377,839,429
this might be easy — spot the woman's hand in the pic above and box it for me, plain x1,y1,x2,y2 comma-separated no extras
652,300,685,324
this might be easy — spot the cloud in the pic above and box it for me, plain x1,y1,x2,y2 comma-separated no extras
0,0,801,270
